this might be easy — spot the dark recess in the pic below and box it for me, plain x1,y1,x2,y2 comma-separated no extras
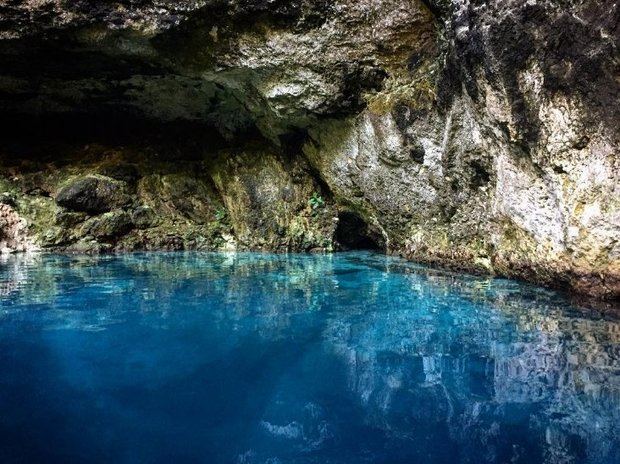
335,210,386,251
0,111,267,164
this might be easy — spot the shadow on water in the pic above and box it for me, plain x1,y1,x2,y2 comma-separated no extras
0,251,618,463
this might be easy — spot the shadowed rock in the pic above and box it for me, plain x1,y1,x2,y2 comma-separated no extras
55,176,130,214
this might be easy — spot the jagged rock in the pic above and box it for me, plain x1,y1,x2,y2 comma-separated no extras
0,192,17,207
0,0,435,140
55,176,131,214
0,0,617,299
209,148,336,251
64,239,112,254
138,174,219,224
55,211,88,228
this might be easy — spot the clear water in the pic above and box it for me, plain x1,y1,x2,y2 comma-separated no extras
0,252,618,464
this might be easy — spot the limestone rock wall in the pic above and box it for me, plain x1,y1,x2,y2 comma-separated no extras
0,141,334,254
0,0,618,299
300,0,619,299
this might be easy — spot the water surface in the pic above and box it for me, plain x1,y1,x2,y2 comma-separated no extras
0,252,618,463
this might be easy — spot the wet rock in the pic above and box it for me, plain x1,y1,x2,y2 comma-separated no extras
138,174,218,225
55,211,87,228
209,148,336,251
55,176,130,214
145,234,185,252
64,239,112,254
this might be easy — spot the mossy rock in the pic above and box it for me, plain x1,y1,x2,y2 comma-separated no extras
56,175,131,214
130,205,159,230
79,210,133,240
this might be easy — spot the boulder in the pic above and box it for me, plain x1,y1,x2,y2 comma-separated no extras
55,176,130,214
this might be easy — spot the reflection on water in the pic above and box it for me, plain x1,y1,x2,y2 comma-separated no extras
0,252,618,463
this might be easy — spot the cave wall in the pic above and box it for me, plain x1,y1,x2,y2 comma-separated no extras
0,0,618,300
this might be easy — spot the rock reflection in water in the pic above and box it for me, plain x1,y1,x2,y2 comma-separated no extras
0,252,618,464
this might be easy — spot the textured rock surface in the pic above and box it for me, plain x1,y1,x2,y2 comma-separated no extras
0,0,618,300
0,203,36,253
56,175,131,214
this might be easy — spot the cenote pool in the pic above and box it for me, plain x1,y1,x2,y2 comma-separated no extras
0,252,618,463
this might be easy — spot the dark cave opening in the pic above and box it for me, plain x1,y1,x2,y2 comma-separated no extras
335,210,386,252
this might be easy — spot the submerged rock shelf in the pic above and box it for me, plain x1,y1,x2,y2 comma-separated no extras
0,0,618,300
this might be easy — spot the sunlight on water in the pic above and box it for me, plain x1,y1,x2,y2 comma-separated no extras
0,252,618,463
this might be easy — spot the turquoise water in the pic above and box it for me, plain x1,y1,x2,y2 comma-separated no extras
0,252,618,464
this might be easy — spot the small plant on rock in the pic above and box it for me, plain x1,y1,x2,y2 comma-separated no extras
308,193,325,213
214,208,227,222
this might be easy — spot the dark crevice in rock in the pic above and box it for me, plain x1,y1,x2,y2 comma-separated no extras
335,210,386,252
469,160,491,189
278,129,308,156
410,143,425,164
284,129,335,204
0,37,161,78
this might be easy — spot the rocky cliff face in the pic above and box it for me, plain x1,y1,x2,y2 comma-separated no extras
0,0,618,300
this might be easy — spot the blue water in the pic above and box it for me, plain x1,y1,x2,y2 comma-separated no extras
0,252,618,464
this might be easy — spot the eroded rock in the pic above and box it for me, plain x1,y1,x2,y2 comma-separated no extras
0,0,618,300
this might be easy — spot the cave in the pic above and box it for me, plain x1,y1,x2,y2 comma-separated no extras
0,1,618,463
335,210,386,251
0,1,616,296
